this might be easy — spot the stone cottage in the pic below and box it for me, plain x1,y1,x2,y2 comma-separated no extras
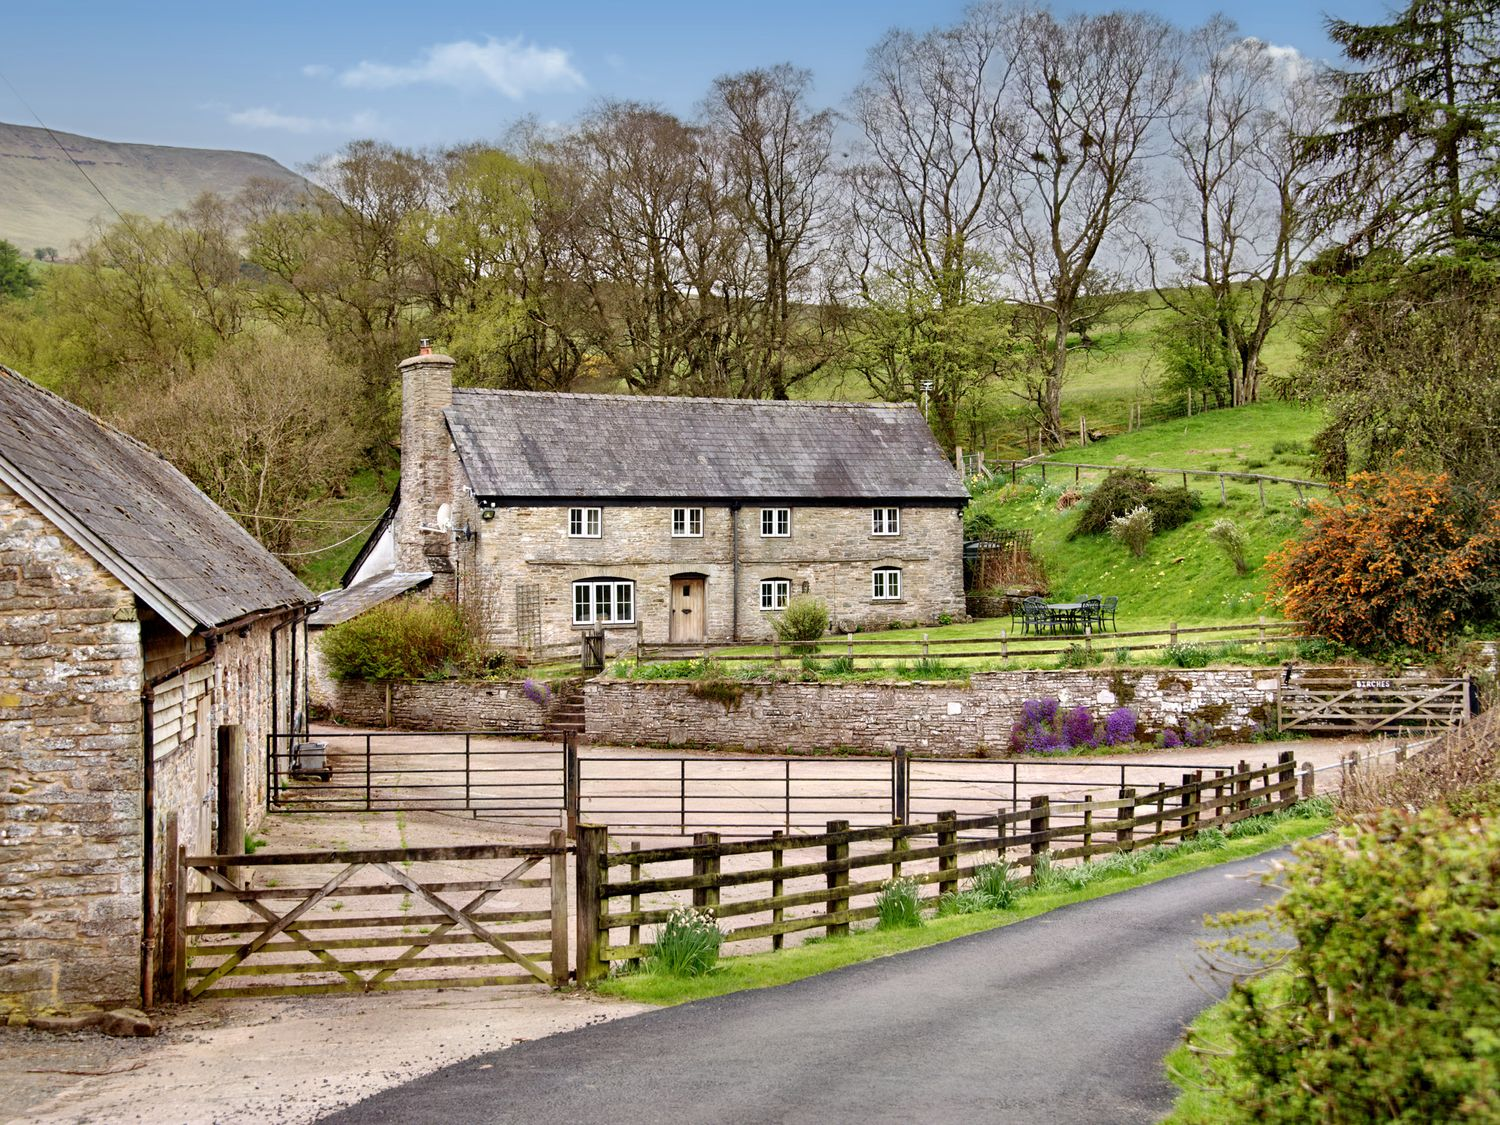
0,365,313,1014
323,348,968,654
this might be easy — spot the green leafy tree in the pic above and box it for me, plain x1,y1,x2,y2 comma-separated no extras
0,239,38,299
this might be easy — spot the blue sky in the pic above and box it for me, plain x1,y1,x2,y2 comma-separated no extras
4,0,1390,170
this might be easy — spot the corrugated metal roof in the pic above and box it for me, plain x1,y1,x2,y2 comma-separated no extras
444,390,969,503
0,365,313,634
309,570,432,627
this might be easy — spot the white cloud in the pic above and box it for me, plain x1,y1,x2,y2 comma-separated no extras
301,63,333,79
228,107,384,134
337,36,585,99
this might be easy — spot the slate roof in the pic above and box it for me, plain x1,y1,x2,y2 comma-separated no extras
0,365,312,635
444,390,969,503
309,570,432,627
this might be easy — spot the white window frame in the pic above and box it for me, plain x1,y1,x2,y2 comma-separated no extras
872,567,902,601
760,578,791,611
671,507,704,538
572,578,635,625
871,507,901,536
760,507,791,537
568,507,602,538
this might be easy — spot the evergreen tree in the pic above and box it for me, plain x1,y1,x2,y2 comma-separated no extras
0,240,37,299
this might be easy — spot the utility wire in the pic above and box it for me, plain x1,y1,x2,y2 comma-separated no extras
0,67,132,232
275,520,382,557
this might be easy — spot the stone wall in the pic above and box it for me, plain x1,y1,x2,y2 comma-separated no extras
453,500,967,654
581,667,1354,756
314,675,552,731
0,482,145,1013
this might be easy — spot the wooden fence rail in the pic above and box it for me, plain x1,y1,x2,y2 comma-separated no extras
986,459,1334,510
176,837,571,1000
639,619,1309,666
574,752,1300,980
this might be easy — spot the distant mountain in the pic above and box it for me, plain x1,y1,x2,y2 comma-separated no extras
0,122,308,256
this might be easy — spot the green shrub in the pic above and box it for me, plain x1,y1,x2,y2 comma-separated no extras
1071,469,1202,538
1108,504,1154,557
875,876,924,929
1197,808,1500,1122
969,861,1019,909
772,596,829,654
1060,643,1104,668
1207,517,1251,576
320,597,473,681
646,906,724,977
1163,642,1213,668
823,655,855,675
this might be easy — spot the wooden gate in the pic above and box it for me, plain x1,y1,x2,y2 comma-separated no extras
172,837,570,1000
1277,676,1468,734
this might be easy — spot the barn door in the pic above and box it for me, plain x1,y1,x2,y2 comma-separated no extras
670,576,706,643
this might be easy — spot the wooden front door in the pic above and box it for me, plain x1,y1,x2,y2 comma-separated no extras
670,577,706,643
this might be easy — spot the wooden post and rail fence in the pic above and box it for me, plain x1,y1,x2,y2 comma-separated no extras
571,751,1302,983
639,619,1310,667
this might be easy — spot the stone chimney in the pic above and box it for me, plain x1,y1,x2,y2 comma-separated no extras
396,342,457,592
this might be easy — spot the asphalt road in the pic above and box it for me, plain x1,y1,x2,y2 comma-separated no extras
322,849,1289,1125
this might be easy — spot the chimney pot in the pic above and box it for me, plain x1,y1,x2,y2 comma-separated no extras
418,338,433,356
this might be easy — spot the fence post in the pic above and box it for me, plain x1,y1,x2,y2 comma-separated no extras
618,841,641,970
1300,761,1315,799
170,841,188,1004
365,733,373,812
937,810,959,898
846,633,853,660
563,732,580,839
549,829,570,986
1170,621,1178,647
826,820,850,939
574,823,609,984
1219,474,1227,506
1236,760,1251,814
1081,795,1093,853
1001,629,1008,663
692,832,721,914
1084,625,1092,656
922,633,930,659
1180,773,1197,838
892,745,909,824
1028,796,1050,866
1117,787,1136,852
771,831,786,951
1277,751,1296,807
384,681,392,728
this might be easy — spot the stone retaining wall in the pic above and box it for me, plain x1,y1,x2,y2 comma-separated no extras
316,676,551,731
582,667,1358,755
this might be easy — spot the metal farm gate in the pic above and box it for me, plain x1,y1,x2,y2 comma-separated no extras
1277,676,1469,734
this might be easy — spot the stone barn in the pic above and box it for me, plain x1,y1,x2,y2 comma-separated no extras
0,365,313,1015
321,347,968,657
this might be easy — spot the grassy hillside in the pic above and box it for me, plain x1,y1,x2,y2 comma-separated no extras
965,402,1326,626
0,122,306,254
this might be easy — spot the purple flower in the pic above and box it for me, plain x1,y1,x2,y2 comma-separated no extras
1063,706,1099,749
1160,728,1183,749
521,678,551,706
1103,707,1138,746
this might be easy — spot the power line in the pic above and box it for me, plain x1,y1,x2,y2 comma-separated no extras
0,68,132,233
276,520,382,557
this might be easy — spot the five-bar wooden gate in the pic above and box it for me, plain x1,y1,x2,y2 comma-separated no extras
1277,676,1468,734
172,836,570,1000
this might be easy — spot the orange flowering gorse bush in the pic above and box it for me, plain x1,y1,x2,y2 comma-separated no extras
1266,465,1500,654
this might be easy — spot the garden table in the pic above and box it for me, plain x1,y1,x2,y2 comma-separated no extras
1045,602,1085,633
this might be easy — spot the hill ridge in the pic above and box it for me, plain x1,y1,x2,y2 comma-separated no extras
0,121,307,254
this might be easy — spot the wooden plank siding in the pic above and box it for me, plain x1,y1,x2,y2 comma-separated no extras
177,835,571,1000
1278,677,1468,734
575,753,1301,977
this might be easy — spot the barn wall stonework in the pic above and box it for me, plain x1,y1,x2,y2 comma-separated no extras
0,482,145,1013
453,501,967,654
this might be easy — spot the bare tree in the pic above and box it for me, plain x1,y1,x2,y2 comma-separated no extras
545,102,737,394
704,64,841,399
846,4,1020,451
1158,19,1329,405
993,7,1183,447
